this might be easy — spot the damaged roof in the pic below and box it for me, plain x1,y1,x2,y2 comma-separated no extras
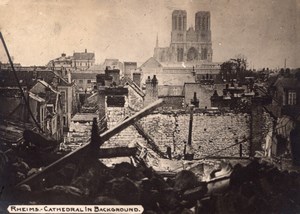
0,118,36,147
72,113,98,122
0,87,23,98
121,76,145,97
0,69,70,88
274,77,300,89
71,72,98,80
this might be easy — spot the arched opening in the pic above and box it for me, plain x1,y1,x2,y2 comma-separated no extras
202,17,206,30
177,48,184,62
178,16,182,30
201,48,208,60
187,47,198,61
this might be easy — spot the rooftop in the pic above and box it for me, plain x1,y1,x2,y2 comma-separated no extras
71,72,99,80
274,77,300,89
0,118,36,147
73,51,95,61
71,113,98,122
0,69,70,88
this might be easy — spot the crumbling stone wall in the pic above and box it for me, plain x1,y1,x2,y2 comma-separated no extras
104,106,273,159
139,112,250,158
103,107,147,148
63,121,93,150
127,85,144,111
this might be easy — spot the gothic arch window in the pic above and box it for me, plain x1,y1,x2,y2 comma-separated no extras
173,17,176,30
198,17,201,30
206,16,209,30
178,16,182,30
187,47,198,61
202,17,206,30
178,33,183,41
201,48,208,60
177,48,184,62
160,52,164,62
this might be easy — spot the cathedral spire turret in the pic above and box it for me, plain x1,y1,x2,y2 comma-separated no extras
156,33,159,48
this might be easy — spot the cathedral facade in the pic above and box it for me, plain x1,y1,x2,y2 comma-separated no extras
154,10,213,63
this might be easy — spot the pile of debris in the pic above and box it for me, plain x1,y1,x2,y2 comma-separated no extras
1,153,207,213
1,100,300,213
200,160,300,213
1,148,300,213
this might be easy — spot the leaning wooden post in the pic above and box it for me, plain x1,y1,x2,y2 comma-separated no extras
187,106,194,146
185,105,195,160
90,117,102,157
250,97,264,157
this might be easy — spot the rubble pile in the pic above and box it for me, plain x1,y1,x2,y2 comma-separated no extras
1,154,208,213
202,160,300,213
1,148,300,213
140,114,176,153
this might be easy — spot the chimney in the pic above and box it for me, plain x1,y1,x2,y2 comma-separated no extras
132,72,141,87
96,74,106,88
61,53,66,57
212,90,218,97
67,69,71,83
52,76,58,88
105,75,113,87
146,76,151,84
191,92,199,107
105,67,120,86
152,75,158,85
144,76,158,107
97,84,106,122
85,49,87,53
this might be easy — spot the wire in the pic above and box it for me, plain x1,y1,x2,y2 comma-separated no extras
0,32,44,133
202,137,249,159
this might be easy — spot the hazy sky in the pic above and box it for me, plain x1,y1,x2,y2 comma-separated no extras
0,0,299,69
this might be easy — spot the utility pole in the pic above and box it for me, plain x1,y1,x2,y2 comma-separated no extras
187,105,194,146
284,58,287,69
185,105,195,160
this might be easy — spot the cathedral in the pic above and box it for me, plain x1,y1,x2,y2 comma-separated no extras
154,10,213,63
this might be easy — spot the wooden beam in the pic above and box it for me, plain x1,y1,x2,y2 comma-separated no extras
133,122,166,158
187,106,194,146
15,99,164,188
99,99,164,143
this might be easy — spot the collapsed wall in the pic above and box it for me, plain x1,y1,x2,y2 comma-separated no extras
139,112,250,158
103,107,147,149
98,80,273,159
103,104,252,158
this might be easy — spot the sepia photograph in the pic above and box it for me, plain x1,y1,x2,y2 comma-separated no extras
0,0,299,213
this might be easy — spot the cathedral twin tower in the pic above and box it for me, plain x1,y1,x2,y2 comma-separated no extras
154,10,212,63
